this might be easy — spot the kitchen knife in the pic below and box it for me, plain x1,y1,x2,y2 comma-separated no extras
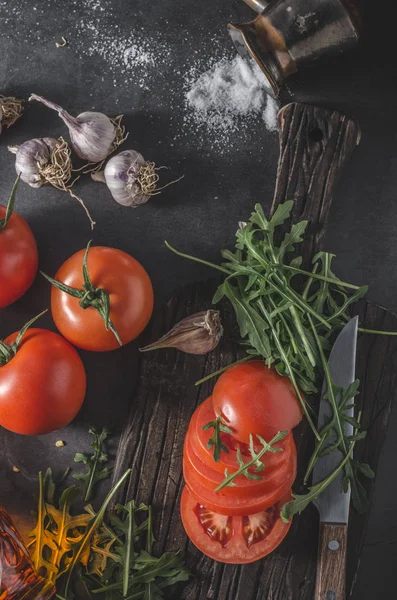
313,316,359,600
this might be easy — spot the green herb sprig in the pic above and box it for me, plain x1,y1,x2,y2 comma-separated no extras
28,454,189,599
215,430,287,492
73,426,113,502
166,201,378,516
203,416,233,462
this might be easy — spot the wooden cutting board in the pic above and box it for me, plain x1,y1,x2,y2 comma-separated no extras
110,104,397,599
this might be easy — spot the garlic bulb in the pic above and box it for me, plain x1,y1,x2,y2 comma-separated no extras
29,94,124,163
0,94,24,135
140,310,223,355
8,137,95,228
92,150,151,207
8,138,59,188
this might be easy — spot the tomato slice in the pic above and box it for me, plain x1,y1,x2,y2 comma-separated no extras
212,360,303,444
180,486,292,564
189,397,294,476
184,435,296,498
183,454,295,516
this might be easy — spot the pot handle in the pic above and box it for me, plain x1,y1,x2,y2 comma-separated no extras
243,0,269,13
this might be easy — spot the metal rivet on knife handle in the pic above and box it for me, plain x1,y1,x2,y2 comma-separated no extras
328,540,340,551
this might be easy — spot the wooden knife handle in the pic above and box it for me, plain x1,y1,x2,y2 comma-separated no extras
315,522,348,600
271,103,360,266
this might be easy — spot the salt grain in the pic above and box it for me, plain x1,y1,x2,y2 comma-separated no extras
183,54,279,150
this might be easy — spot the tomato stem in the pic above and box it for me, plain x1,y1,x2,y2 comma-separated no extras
0,309,48,366
40,241,122,346
0,174,21,231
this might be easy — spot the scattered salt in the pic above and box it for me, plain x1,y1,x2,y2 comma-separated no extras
263,95,279,132
183,54,279,150
0,0,280,154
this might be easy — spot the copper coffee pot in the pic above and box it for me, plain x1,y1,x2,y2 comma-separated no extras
228,0,361,97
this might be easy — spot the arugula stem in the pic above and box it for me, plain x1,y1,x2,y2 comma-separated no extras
147,505,153,553
33,472,44,572
269,272,332,330
270,264,362,290
358,327,397,336
302,263,319,300
304,432,328,484
195,355,253,386
123,504,133,597
289,305,316,368
257,300,321,441
165,241,230,275
308,315,348,455
63,469,131,598
215,431,286,492
281,439,356,521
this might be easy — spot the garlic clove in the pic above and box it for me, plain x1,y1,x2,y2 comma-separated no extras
29,94,117,163
8,138,58,188
140,310,223,355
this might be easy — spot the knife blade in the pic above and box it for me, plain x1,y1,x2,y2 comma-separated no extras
313,316,358,600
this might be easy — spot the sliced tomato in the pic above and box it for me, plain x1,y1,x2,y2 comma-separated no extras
189,397,295,476
184,435,296,498
183,454,295,516
212,360,303,444
180,486,292,564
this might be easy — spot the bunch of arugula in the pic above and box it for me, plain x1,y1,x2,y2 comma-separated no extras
166,201,379,516
28,432,189,599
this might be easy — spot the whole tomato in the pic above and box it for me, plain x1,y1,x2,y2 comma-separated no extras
45,243,154,351
0,177,38,308
0,325,86,435
212,360,303,444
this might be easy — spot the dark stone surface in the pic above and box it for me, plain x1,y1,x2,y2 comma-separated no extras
0,0,396,597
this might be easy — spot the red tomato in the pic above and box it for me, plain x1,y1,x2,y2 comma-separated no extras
0,205,38,308
189,396,295,477
183,456,295,516
184,434,296,498
50,246,154,351
0,328,86,435
212,360,303,444
180,486,292,564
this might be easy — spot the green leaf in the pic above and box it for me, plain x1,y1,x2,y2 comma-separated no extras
73,427,113,502
277,221,308,260
215,431,287,491
63,469,131,598
212,283,225,304
0,174,21,231
203,416,232,462
281,440,355,521
267,201,294,230
222,279,272,358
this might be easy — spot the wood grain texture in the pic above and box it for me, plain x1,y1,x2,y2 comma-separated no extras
111,103,397,599
315,522,348,600
272,103,360,263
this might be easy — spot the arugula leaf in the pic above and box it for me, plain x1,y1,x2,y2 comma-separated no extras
281,440,356,521
28,476,91,583
166,200,378,518
203,416,233,462
277,221,308,261
73,426,113,502
215,431,287,492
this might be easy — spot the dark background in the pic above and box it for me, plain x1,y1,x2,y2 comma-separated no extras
0,0,396,597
